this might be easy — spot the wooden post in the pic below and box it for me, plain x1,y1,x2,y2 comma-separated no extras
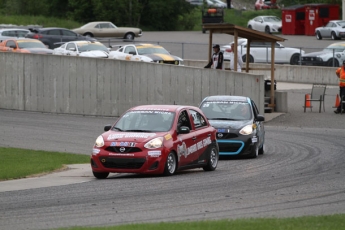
208,29,213,62
270,41,275,111
246,39,251,73
234,30,238,72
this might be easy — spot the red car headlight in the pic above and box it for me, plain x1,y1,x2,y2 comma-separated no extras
144,137,164,149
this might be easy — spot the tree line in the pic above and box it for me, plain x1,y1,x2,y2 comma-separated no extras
0,0,341,30
0,0,196,30
279,0,341,8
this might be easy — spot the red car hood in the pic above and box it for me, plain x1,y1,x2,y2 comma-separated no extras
104,131,159,143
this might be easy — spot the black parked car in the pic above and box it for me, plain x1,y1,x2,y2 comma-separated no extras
199,95,265,158
25,27,96,49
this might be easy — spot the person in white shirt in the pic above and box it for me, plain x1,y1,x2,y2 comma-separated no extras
204,44,224,70
227,42,243,72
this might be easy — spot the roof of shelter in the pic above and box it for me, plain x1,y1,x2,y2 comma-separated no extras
202,23,286,43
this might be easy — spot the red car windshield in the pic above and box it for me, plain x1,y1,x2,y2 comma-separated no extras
114,110,175,132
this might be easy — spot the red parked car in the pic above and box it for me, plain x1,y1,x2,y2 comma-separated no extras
255,0,279,10
91,105,219,179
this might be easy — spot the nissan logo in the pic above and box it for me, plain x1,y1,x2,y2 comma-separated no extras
217,133,223,138
119,147,126,152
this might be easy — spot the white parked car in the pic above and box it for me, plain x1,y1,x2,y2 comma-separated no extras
247,16,282,34
315,20,345,40
109,43,183,65
52,40,110,58
188,0,232,8
221,38,304,65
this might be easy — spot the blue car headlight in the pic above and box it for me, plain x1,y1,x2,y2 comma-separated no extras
239,125,253,135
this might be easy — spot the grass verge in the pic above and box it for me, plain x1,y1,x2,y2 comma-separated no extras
0,14,82,29
0,147,89,181
58,214,345,230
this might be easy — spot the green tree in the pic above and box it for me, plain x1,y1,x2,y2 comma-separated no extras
140,0,194,30
279,0,341,7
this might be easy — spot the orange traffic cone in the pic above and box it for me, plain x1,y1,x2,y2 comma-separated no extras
334,94,340,108
305,94,311,108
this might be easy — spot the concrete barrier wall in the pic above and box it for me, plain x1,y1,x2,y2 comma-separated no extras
0,53,265,116
184,60,339,86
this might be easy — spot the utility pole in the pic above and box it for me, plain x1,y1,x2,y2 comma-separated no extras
343,0,345,20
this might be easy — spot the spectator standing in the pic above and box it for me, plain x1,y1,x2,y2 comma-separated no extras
227,42,243,72
334,60,345,114
204,44,224,70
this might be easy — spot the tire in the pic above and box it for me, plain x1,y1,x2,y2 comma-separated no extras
250,143,259,159
331,32,338,40
242,55,254,63
203,145,219,171
248,25,252,29
83,32,94,37
316,31,322,40
265,26,270,34
326,58,339,67
290,53,300,65
124,32,135,40
259,143,265,155
163,152,177,176
93,171,109,179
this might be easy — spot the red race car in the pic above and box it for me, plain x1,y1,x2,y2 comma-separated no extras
91,105,219,179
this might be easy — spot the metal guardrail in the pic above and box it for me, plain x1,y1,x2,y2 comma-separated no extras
97,38,341,67
0,24,42,29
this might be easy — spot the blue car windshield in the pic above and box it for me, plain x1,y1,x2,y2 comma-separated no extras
113,110,175,132
200,101,252,120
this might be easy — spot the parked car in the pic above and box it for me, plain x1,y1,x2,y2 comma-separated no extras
300,42,345,67
254,0,279,10
188,0,227,7
209,0,227,8
0,28,30,41
247,15,282,34
0,38,53,54
72,21,142,40
199,95,265,158
221,38,304,65
109,43,184,65
91,104,219,178
315,20,345,40
25,27,96,49
53,40,110,58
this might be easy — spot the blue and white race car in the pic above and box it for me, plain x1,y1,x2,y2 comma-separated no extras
199,95,265,158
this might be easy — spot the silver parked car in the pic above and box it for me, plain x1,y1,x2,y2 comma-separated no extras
72,21,142,40
315,20,345,40
300,42,345,67
0,28,30,41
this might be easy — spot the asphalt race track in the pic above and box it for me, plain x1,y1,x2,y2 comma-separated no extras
0,32,345,229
